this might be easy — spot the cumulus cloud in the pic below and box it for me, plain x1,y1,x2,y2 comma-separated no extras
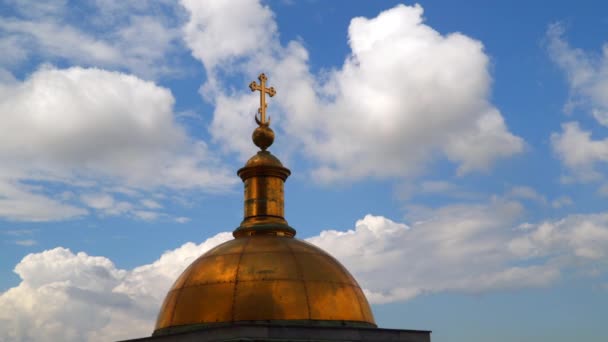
551,122,608,182
3,206,608,340
0,66,235,221
319,206,607,303
311,201,554,303
0,233,232,342
0,0,234,221
182,0,277,69
311,208,604,303
181,1,523,181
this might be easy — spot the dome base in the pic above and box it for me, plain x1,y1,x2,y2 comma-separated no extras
124,322,430,342
153,319,377,337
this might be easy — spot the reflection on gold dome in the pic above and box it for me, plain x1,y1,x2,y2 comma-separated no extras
153,73,376,336
154,236,375,335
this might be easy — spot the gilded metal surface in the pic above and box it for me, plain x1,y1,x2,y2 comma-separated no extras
252,125,275,150
243,151,285,169
243,177,284,219
249,73,276,126
236,73,292,236
154,236,376,333
234,150,292,237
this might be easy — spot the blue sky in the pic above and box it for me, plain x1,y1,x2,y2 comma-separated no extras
0,1,607,341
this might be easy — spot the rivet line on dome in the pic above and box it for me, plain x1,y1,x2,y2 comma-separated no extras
283,238,312,319
230,237,251,321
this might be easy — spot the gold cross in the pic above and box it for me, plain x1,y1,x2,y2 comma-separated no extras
249,73,276,126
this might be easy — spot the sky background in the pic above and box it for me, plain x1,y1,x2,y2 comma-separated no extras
0,0,607,341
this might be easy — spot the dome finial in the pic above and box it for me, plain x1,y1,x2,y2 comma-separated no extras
232,73,294,238
249,73,276,150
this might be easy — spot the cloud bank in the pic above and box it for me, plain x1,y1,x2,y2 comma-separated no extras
0,66,234,221
2,206,607,341
181,1,523,181
0,0,183,78
0,1,527,221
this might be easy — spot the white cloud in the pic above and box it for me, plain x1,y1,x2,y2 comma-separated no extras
5,0,68,18
2,229,37,236
14,239,37,246
4,206,608,340
0,180,86,221
551,122,608,182
547,23,608,125
181,0,277,69
0,66,235,221
551,195,573,208
80,194,168,221
0,19,118,64
181,1,523,182
310,201,556,303
396,180,482,201
174,216,191,224
0,66,227,188
0,233,232,342
141,199,162,209
81,193,132,216
443,109,524,175
132,210,160,221
547,23,608,183
509,213,608,261
507,185,547,205
0,1,182,78
313,207,608,303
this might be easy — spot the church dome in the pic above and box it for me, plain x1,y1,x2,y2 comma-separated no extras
153,73,376,336
154,236,375,335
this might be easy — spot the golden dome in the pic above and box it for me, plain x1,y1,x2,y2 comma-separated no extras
154,236,375,335
153,73,376,336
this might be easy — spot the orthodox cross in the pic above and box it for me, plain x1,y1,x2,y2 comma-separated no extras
249,73,276,126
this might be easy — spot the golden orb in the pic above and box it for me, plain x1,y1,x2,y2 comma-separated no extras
252,125,274,151
154,236,375,335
